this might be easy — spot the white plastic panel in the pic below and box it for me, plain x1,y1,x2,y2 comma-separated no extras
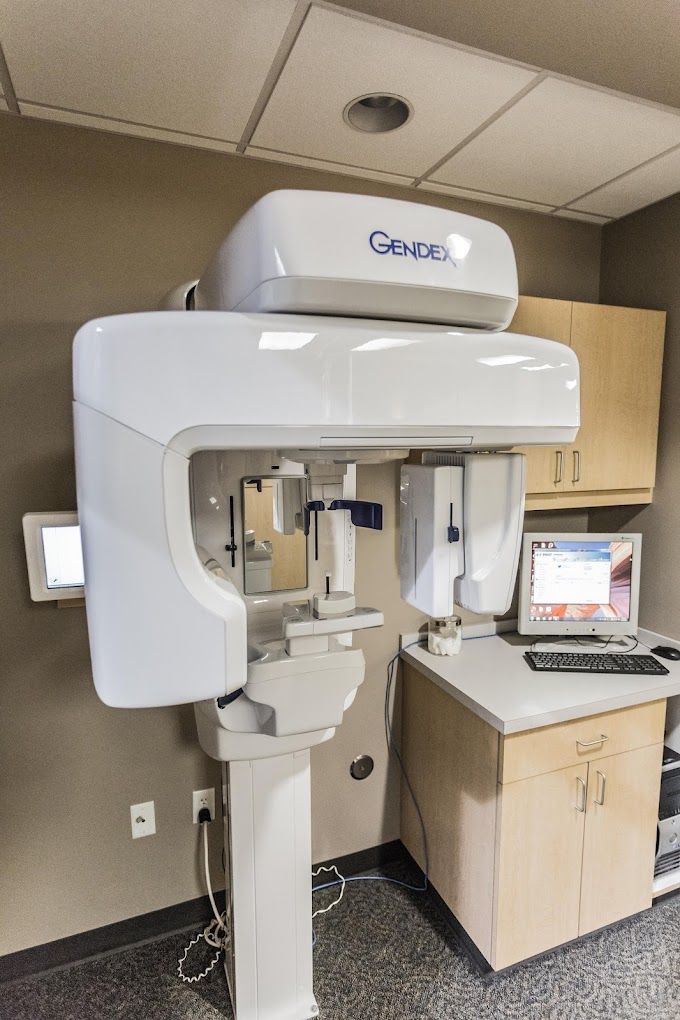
74,403,247,707
454,453,526,614
73,311,579,451
228,752,315,1020
194,191,518,328
400,464,464,618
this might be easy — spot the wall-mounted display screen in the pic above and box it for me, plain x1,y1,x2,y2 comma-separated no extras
41,525,85,589
23,512,84,602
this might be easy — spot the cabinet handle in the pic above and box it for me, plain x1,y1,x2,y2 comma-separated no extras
573,449,581,483
554,450,563,485
576,733,608,749
594,770,607,806
576,776,587,813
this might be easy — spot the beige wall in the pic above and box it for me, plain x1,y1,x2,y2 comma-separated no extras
0,111,601,954
592,195,680,639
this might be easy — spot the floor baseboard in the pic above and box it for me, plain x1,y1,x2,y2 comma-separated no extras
0,839,405,984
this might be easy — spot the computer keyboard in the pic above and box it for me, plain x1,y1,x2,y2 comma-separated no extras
524,650,669,675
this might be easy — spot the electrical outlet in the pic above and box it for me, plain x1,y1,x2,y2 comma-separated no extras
130,801,156,839
193,787,216,823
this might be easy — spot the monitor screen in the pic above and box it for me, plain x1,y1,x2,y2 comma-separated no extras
527,539,633,624
41,524,85,589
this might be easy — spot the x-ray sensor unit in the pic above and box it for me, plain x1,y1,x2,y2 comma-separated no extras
73,190,580,1020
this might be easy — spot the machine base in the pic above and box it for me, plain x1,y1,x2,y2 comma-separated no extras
222,752,318,1020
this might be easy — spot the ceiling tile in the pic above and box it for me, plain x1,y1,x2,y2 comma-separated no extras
432,78,680,206
20,102,238,153
554,209,612,225
0,0,297,141
252,6,536,177
569,145,680,218
417,180,554,213
247,146,413,186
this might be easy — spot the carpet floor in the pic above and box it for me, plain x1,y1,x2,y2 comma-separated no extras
2,864,679,1019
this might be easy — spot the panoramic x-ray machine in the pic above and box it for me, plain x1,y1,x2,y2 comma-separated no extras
73,191,579,1020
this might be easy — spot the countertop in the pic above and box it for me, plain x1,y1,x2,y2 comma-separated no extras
401,628,680,735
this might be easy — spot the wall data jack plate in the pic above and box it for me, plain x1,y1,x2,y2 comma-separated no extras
130,800,156,839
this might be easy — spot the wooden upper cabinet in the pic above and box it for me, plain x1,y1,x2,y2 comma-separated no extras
568,303,665,494
509,295,573,343
510,296,665,510
508,297,573,495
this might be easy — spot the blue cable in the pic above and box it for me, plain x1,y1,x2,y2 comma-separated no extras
313,874,426,894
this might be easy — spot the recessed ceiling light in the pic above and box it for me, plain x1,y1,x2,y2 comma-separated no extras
343,93,412,134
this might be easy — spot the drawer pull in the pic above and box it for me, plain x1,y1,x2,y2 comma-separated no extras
594,770,607,806
554,450,563,485
573,449,581,483
576,776,587,813
576,733,608,749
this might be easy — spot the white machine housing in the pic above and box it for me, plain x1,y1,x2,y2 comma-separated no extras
74,191,579,711
400,454,526,617
73,190,580,1020
195,189,518,328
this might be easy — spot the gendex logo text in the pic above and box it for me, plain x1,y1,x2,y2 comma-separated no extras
369,229,457,265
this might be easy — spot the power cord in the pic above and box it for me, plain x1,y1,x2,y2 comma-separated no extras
177,809,230,984
530,634,640,652
311,864,346,917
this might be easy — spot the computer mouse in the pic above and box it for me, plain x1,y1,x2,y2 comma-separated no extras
650,645,680,661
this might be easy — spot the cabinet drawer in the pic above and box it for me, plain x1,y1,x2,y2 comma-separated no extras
499,700,665,784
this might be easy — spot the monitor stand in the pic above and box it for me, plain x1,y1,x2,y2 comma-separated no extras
530,634,637,654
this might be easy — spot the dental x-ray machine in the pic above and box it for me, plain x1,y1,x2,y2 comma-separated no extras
73,190,579,1020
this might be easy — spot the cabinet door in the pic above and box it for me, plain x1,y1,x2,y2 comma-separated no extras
579,743,662,936
568,304,665,492
509,297,573,493
493,764,587,969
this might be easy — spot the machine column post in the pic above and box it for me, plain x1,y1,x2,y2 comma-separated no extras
224,751,318,1020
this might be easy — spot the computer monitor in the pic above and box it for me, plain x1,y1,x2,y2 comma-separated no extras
518,533,641,636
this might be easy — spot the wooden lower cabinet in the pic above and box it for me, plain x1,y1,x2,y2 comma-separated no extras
401,664,665,969
578,743,662,935
494,764,587,969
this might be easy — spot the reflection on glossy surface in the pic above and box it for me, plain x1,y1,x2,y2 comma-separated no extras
243,476,308,595
477,354,533,367
258,331,317,350
445,232,472,261
352,336,416,352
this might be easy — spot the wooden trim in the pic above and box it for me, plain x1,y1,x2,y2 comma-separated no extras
525,488,653,512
